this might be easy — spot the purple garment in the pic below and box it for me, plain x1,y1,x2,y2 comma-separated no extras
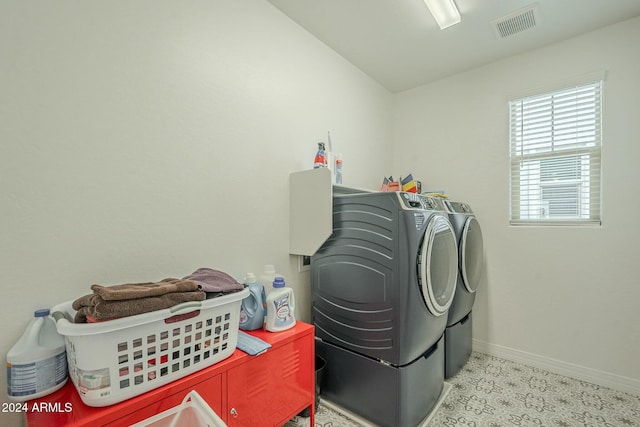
183,268,244,293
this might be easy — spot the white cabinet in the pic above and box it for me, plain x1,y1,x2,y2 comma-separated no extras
289,168,333,256
289,168,373,256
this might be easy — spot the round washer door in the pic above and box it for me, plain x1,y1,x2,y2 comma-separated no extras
419,214,458,316
461,217,484,293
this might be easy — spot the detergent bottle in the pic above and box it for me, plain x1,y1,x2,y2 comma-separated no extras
265,275,296,332
313,143,328,169
259,264,277,297
239,273,266,331
6,309,68,401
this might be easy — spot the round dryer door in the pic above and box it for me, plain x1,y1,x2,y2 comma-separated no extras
419,215,458,316
461,217,484,293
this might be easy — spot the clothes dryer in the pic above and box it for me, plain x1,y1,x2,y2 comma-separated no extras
311,191,458,426
444,200,484,378
312,191,458,365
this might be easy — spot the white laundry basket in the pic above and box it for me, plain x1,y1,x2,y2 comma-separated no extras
51,289,248,407
130,390,226,427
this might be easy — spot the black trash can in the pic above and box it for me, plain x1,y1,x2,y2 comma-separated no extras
298,354,326,417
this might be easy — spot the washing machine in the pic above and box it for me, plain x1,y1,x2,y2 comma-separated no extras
444,200,484,379
312,190,458,427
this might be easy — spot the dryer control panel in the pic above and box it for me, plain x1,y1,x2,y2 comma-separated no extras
397,192,421,209
397,192,435,210
424,196,448,211
396,192,449,211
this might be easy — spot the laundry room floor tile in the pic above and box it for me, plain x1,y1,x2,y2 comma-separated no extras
285,351,640,426
429,352,640,426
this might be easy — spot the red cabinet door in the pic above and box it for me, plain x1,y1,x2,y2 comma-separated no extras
227,337,313,426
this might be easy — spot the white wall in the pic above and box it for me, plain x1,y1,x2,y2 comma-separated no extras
0,1,392,424
393,17,640,392
3,3,638,425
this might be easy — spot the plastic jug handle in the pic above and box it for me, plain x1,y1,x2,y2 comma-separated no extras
246,289,261,316
51,311,68,323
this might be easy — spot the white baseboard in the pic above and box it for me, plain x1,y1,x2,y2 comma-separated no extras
472,339,640,397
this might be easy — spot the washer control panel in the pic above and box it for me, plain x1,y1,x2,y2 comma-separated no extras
446,200,473,214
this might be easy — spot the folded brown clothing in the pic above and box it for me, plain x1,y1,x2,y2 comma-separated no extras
90,278,199,301
72,290,206,323
183,268,245,293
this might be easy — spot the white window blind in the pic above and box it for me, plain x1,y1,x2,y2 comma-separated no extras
509,81,602,226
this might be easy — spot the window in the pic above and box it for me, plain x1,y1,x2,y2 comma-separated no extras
509,81,602,225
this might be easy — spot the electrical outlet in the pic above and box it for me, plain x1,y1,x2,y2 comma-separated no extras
298,255,311,272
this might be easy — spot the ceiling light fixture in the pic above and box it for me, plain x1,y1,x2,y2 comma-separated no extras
424,0,461,29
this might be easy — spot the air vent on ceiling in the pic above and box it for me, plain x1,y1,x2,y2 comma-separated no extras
491,3,539,39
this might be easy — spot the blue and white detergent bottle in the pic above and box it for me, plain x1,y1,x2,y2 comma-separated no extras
265,275,296,332
239,273,266,331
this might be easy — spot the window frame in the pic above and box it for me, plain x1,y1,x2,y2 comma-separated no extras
508,78,603,227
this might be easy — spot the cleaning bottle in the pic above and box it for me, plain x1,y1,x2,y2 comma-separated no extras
239,273,266,331
313,142,328,169
7,309,68,401
259,264,277,297
265,276,296,332
334,153,343,184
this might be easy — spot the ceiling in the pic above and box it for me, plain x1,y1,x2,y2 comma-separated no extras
266,0,640,93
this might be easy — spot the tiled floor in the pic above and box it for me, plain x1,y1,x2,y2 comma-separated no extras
285,351,640,426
